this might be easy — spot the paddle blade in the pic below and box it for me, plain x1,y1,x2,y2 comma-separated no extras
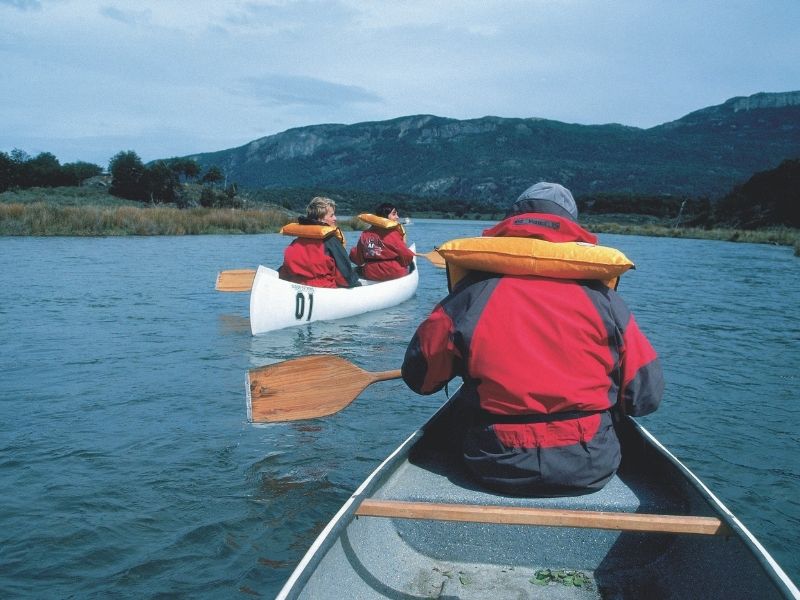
216,269,256,292
246,355,401,423
418,250,446,269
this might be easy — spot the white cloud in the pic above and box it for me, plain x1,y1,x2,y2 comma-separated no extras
0,0,42,10
99,5,151,26
242,74,382,107
1,0,798,166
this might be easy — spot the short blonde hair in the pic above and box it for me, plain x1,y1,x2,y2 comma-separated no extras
306,196,335,221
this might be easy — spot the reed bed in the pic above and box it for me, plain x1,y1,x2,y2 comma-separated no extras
0,203,292,236
1,203,797,251
588,222,799,248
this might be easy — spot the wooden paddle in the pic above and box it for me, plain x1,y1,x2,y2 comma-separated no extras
216,269,256,292
416,249,446,268
246,355,401,423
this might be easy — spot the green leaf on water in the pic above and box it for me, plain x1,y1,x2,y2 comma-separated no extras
459,575,471,586
532,568,592,589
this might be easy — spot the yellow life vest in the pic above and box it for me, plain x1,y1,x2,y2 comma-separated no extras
357,213,407,240
280,223,345,246
437,237,635,290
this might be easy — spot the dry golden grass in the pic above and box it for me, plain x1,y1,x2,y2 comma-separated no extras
0,203,292,235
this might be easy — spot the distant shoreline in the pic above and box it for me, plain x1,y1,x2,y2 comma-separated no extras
1,194,798,256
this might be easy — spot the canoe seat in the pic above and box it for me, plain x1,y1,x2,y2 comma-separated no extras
374,447,684,517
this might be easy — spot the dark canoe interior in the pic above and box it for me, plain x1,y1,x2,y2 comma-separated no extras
284,404,795,599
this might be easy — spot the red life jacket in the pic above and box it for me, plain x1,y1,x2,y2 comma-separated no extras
278,223,355,288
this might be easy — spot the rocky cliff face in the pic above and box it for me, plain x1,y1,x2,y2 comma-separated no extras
660,91,800,129
187,91,800,203
730,91,800,111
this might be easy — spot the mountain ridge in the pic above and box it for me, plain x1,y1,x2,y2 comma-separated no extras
185,91,800,205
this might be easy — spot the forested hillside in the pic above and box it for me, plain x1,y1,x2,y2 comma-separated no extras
185,91,800,206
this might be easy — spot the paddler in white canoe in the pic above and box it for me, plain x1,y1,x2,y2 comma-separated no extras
276,196,362,289
348,202,416,282
215,196,443,334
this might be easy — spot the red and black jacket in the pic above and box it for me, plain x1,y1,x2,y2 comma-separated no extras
349,227,415,281
278,219,361,288
401,213,664,495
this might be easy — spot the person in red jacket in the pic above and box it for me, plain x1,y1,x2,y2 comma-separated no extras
278,196,361,288
349,203,415,281
401,182,664,497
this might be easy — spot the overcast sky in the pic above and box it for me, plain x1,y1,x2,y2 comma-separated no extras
1,0,798,168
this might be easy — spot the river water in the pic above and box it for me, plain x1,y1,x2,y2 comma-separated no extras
1,220,798,598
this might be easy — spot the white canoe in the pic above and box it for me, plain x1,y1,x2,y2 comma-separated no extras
249,245,418,335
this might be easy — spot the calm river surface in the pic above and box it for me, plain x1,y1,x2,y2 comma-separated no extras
1,220,798,598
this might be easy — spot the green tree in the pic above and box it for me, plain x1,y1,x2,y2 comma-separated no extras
10,148,30,164
167,158,200,182
713,159,800,228
199,185,216,208
219,183,243,208
201,165,223,186
20,152,64,187
61,161,103,186
109,150,147,200
145,160,180,204
0,151,15,192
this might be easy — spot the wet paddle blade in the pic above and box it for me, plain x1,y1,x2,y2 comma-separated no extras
246,355,401,423
417,250,446,269
216,269,256,292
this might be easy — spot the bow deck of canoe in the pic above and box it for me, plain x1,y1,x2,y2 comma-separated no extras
277,401,799,599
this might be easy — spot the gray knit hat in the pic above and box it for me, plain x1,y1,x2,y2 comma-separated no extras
507,182,578,221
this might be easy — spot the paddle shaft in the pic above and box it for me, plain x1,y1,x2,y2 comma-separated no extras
370,369,402,383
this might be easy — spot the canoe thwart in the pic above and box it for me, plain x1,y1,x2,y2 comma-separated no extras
355,499,733,536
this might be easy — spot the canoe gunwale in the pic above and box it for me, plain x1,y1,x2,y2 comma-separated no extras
275,428,426,600
629,420,800,598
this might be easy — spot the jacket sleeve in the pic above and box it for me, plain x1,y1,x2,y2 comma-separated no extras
402,304,461,394
385,230,415,266
619,314,664,416
325,235,361,288
349,241,364,266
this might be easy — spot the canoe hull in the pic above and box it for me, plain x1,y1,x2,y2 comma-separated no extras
276,399,799,599
249,245,418,335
